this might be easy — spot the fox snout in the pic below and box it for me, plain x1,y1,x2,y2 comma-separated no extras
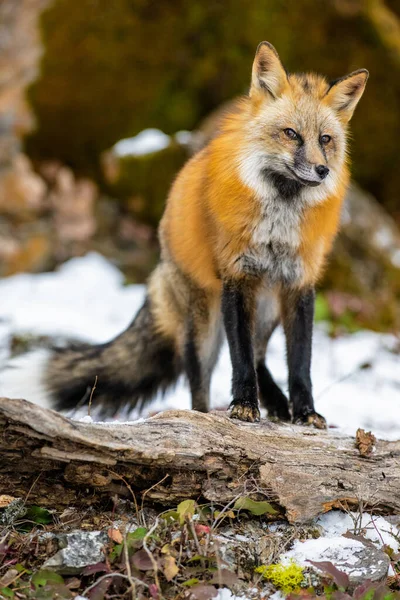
288,161,330,186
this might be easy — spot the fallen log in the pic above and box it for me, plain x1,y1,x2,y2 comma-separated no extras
0,397,399,523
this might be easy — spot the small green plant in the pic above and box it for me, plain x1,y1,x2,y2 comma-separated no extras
255,561,305,593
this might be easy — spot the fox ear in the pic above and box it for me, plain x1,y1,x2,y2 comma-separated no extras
325,69,368,122
250,41,288,99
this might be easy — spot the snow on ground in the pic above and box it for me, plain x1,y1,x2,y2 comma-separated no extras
215,590,251,600
317,511,399,551
0,252,399,440
281,511,398,576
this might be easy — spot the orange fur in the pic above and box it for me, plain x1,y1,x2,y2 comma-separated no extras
299,170,350,285
160,46,367,296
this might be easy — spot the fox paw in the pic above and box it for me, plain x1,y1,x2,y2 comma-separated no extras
293,411,327,429
229,402,260,423
267,403,291,422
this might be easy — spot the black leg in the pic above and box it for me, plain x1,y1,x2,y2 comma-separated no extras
254,294,290,421
281,287,326,429
257,362,291,421
222,281,260,423
184,319,210,413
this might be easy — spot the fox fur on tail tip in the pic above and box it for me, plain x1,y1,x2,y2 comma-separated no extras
44,42,368,426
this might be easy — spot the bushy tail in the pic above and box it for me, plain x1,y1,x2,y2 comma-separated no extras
45,297,181,416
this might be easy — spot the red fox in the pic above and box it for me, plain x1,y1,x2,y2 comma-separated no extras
45,42,368,426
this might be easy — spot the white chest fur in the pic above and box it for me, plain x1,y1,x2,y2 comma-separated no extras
234,196,304,286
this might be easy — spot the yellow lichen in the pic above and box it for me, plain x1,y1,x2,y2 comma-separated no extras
255,561,304,594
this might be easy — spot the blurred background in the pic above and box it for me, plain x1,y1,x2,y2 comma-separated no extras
1,0,400,334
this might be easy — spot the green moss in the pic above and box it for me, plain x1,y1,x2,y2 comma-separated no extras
255,561,304,594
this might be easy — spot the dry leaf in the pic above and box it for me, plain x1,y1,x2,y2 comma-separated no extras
355,428,376,457
308,560,349,589
132,549,154,571
0,495,16,508
161,543,171,554
107,527,123,544
164,554,179,581
210,568,239,586
0,568,19,587
189,584,218,600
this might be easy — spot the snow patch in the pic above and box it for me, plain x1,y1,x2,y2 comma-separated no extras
282,537,364,570
280,511,397,577
79,415,93,423
317,511,399,553
215,589,249,600
113,128,170,157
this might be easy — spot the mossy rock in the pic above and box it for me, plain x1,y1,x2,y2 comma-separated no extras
101,136,188,227
25,0,400,217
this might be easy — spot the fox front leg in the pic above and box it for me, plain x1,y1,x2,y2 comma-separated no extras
281,287,326,429
222,281,260,423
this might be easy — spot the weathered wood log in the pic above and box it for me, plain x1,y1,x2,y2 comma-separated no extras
0,397,399,523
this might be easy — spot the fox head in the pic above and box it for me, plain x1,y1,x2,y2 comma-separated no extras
240,41,368,198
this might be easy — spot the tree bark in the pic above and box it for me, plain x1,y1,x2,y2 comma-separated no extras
0,397,399,523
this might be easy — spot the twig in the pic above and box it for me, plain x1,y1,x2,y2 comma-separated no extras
88,375,98,416
123,531,136,600
108,471,140,525
368,513,386,547
143,518,160,592
211,486,255,531
214,538,223,587
140,474,169,527
23,472,43,506
316,363,367,400
188,518,205,568
81,572,148,597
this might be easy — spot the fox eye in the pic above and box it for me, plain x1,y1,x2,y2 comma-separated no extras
320,134,331,145
284,128,298,140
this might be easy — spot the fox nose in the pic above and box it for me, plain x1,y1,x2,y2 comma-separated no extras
315,165,329,179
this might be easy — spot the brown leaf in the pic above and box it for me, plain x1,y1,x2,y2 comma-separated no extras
132,548,154,571
308,560,349,589
0,568,19,587
65,577,81,589
355,428,376,457
163,554,179,581
107,527,123,544
87,577,112,600
83,562,110,576
210,568,239,587
189,584,218,600
0,495,16,508
149,583,160,599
